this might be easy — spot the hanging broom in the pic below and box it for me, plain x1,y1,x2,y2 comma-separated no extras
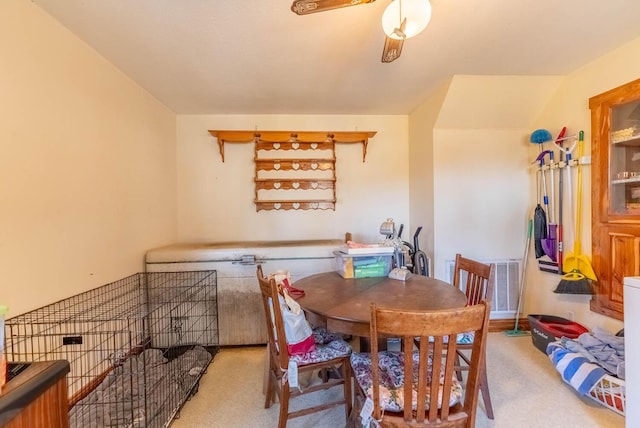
554,130,595,294
531,129,552,259
505,219,532,336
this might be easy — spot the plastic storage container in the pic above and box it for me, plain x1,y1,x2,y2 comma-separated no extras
0,305,7,392
527,314,589,354
334,251,393,278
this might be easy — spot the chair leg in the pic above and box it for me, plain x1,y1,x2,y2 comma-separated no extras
319,367,329,383
347,384,364,428
264,371,274,408
343,361,352,420
278,382,290,428
479,361,494,420
454,352,463,381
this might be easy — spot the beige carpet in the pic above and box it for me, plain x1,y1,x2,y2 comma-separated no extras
172,333,624,427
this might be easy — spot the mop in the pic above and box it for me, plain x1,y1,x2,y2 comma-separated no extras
505,219,532,336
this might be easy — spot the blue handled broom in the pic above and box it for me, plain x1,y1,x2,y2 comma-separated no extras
531,129,552,259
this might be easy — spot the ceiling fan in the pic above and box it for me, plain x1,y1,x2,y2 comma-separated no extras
291,0,432,63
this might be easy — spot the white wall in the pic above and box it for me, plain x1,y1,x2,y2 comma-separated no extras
0,0,178,316
432,128,531,277
408,81,451,265
176,115,410,244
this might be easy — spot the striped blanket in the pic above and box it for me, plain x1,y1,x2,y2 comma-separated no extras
546,342,606,395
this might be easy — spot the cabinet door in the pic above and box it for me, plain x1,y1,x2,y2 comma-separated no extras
608,99,640,218
590,78,640,320
591,226,639,320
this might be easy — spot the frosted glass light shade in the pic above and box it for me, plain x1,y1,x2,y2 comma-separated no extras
382,0,432,40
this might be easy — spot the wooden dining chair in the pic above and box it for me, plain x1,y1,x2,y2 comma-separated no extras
451,253,496,420
350,301,491,427
256,265,352,428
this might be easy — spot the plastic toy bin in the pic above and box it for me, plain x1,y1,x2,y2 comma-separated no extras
527,314,589,354
334,251,393,278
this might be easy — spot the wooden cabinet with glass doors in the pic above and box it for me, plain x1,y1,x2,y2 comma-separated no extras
590,78,640,320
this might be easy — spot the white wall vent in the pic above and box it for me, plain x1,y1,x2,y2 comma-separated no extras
446,258,521,319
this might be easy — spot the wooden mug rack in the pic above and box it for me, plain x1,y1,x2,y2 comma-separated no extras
208,130,376,211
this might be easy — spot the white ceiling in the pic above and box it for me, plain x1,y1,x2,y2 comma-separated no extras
34,0,640,115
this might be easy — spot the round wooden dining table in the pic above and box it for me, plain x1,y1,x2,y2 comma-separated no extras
294,271,467,338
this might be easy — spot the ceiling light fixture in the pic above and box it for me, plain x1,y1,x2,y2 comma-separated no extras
290,0,431,63
381,0,432,40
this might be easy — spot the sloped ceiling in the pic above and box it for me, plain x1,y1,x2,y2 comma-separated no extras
436,75,564,129
32,0,640,115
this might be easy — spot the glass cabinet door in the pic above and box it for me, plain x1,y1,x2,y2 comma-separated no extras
609,99,640,215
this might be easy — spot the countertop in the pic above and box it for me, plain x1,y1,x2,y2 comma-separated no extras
0,360,70,426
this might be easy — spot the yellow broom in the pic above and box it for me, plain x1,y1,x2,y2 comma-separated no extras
554,130,596,294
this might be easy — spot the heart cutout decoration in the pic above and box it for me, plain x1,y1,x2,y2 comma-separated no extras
293,202,300,209
273,163,281,170
311,182,319,189
273,143,280,150
274,203,282,210
292,182,300,189
310,162,318,170
310,202,319,209
292,142,300,150
310,143,318,150
273,182,281,189
292,162,300,170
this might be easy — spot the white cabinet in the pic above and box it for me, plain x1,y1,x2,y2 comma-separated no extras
624,276,640,426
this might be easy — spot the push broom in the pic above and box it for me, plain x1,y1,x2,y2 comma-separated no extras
554,130,596,294
505,219,532,337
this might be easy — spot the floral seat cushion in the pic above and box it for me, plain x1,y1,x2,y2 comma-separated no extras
414,331,475,345
350,351,463,413
455,331,475,345
289,330,352,365
312,326,345,345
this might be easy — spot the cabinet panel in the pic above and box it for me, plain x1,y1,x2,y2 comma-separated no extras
590,78,640,320
610,231,637,302
591,227,637,320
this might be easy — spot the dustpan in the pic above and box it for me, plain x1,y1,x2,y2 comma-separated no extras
561,131,597,281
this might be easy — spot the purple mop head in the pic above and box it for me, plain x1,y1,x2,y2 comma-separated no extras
530,129,552,144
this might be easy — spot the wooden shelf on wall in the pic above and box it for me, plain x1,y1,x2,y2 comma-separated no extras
208,130,377,162
254,200,337,211
209,129,376,212
254,178,335,191
254,158,336,172
255,140,335,152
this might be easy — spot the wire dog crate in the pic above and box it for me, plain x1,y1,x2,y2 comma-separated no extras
4,271,218,428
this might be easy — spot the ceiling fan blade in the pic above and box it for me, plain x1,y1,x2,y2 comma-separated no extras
381,35,404,63
291,0,376,15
